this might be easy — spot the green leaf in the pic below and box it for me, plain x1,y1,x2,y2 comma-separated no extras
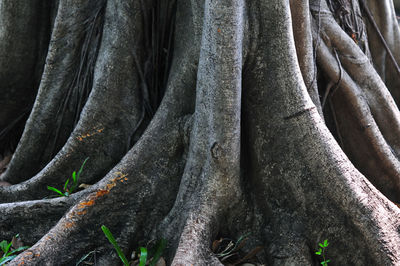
149,239,167,266
63,178,70,192
0,240,8,253
72,171,77,183
323,239,329,247
76,157,89,180
325,259,331,263
319,243,324,248
0,255,17,265
7,246,30,256
47,186,65,197
3,241,12,256
101,225,129,266
315,251,321,255
139,247,148,266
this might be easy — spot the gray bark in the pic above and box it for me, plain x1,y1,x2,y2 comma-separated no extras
1,0,400,265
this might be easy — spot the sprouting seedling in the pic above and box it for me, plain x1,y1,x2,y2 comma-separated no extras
47,157,89,197
101,225,166,266
0,234,30,265
315,239,330,265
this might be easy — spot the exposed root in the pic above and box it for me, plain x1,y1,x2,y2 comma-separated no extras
9,113,186,265
321,12,400,157
0,1,51,157
172,211,221,265
243,1,400,264
160,1,245,264
364,0,400,102
0,194,84,245
1,0,105,184
313,10,400,201
3,0,400,265
290,0,323,117
0,0,146,202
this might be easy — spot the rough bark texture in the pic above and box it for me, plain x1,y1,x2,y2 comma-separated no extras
1,0,400,265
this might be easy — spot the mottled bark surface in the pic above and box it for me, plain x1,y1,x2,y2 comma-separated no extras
1,0,400,265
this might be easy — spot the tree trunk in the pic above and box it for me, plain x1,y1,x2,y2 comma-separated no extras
1,0,400,265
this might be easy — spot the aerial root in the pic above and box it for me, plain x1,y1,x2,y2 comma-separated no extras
314,15,400,202
320,14,400,156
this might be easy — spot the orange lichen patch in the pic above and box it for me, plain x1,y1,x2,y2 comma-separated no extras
96,189,110,197
107,183,117,190
77,200,95,209
64,221,75,229
17,261,25,266
217,28,221,33
68,171,129,219
112,171,128,183
76,127,105,141
76,210,88,216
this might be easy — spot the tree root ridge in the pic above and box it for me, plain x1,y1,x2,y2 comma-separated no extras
0,0,147,202
3,0,400,265
9,114,186,265
313,4,400,202
0,1,107,184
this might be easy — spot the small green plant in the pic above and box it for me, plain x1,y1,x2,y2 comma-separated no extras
101,225,130,266
101,225,166,266
47,157,89,197
0,234,29,265
315,239,330,265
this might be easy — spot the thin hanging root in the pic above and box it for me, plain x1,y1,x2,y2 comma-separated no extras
317,40,400,202
362,0,400,103
359,0,400,77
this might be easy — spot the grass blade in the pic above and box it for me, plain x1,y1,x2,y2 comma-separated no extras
47,186,65,197
72,171,77,183
149,239,166,266
77,157,89,179
7,246,29,256
63,178,70,192
101,225,129,266
139,247,147,266
0,255,17,265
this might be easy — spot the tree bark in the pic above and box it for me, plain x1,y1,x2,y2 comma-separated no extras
1,0,400,265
